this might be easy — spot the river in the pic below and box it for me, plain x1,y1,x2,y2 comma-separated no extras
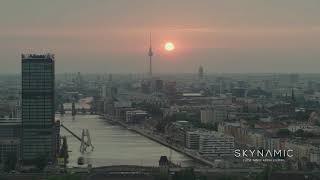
58,113,197,168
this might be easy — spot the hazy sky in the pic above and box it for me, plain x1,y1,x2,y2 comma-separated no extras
0,0,320,74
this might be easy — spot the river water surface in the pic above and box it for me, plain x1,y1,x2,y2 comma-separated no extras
58,114,197,167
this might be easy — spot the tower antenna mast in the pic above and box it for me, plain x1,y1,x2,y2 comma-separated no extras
148,32,153,77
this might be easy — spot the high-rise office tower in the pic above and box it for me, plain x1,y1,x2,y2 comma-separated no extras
21,54,56,163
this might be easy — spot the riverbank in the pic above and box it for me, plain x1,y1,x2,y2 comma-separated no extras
60,114,196,167
103,114,215,168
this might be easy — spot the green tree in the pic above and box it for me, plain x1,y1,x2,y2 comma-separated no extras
218,176,233,180
48,174,81,180
199,175,207,180
294,129,304,137
276,129,291,137
0,175,8,180
255,166,271,180
172,168,195,180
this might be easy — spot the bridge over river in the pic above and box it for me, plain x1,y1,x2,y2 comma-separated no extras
59,114,201,168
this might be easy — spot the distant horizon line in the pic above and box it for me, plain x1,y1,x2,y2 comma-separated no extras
1,72,320,76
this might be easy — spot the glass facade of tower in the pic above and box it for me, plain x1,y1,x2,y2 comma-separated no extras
21,54,55,163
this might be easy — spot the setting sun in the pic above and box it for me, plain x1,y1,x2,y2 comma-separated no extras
164,42,175,51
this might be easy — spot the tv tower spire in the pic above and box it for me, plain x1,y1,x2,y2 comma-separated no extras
148,32,153,77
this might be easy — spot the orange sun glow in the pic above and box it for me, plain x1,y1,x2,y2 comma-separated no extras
164,42,175,51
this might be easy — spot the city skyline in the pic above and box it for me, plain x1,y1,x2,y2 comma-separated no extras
2,1,320,179
0,0,320,74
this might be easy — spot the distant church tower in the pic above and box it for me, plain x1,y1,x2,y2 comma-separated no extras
148,33,154,77
198,65,204,80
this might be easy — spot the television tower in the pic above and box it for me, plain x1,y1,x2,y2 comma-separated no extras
148,33,153,77
198,65,204,80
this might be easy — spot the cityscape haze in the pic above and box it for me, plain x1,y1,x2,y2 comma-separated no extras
0,1,320,180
